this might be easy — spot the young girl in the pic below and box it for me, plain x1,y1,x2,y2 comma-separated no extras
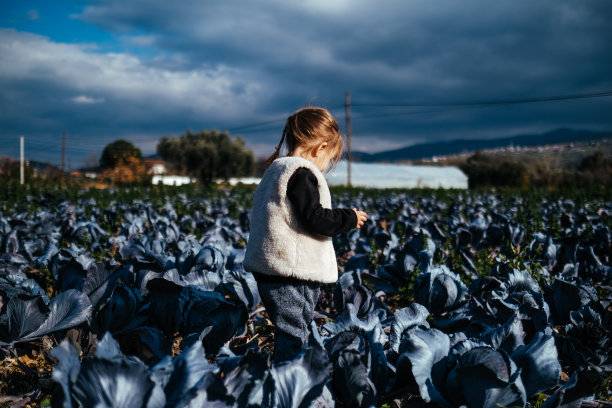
243,107,367,363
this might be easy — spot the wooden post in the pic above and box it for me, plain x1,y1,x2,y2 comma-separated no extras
20,136,24,185
62,132,66,174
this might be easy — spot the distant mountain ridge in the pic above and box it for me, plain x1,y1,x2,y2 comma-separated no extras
350,128,612,162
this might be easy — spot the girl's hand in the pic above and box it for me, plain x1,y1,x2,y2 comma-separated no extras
353,208,367,229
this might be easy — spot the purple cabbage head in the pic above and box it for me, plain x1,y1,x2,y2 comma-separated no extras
414,265,468,315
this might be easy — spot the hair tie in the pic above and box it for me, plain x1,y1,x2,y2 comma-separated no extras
274,144,281,151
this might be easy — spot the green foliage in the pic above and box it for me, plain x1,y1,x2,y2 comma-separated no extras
530,393,548,408
99,139,143,169
595,373,612,401
157,129,255,185
25,265,55,298
0,157,35,182
456,149,612,190
459,152,528,188
579,150,612,172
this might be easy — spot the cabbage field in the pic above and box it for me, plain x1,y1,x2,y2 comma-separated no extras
0,184,610,407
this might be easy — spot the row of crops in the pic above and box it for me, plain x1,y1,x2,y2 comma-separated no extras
0,184,610,407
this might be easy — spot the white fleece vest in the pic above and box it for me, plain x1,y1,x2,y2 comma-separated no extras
243,156,338,283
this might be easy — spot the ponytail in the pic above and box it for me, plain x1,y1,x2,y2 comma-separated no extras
265,107,340,170
264,150,279,169
265,125,287,169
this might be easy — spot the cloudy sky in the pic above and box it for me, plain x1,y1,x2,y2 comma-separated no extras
1,0,611,168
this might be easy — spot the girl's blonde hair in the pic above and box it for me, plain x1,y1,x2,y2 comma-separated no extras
265,107,343,172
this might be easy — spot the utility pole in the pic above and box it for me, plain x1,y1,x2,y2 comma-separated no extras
20,136,24,185
62,132,66,174
345,92,352,187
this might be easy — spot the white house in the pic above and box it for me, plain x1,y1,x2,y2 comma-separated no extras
145,159,167,175
151,175,196,186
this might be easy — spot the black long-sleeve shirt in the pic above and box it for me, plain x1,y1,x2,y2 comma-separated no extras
286,167,357,236
252,166,356,285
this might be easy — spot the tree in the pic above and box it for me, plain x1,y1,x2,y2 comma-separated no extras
100,140,143,170
99,140,148,185
157,129,254,184
579,150,611,172
100,156,149,185
459,152,527,188
0,157,34,182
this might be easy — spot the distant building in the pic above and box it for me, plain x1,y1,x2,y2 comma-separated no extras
145,159,197,185
79,166,100,178
145,158,167,175
224,177,261,186
152,175,196,186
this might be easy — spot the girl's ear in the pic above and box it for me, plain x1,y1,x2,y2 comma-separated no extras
314,142,328,157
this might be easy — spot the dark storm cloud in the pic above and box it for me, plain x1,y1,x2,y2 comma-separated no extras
77,1,612,86
1,0,611,166
73,0,612,113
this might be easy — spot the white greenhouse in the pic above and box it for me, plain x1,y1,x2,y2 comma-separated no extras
325,161,468,189
229,161,468,189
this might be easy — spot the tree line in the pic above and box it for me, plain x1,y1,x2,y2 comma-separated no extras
97,130,254,186
459,150,612,189
157,130,254,185
5,130,608,190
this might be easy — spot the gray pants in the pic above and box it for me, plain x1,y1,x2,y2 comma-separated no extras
257,278,320,364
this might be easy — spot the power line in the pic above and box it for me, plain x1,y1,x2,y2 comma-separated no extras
351,90,612,107
227,117,287,133
350,104,496,121
13,138,137,152
3,89,610,157
194,89,612,133
20,141,98,153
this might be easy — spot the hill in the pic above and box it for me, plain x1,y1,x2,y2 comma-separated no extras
350,128,612,162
